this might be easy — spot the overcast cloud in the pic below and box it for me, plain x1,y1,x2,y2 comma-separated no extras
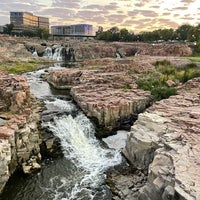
0,0,199,33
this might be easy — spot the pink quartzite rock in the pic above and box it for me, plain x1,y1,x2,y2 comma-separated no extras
46,58,154,136
123,77,200,200
0,127,14,138
0,69,42,194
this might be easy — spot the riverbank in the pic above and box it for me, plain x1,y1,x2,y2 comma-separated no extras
0,35,200,199
0,70,44,193
45,56,200,199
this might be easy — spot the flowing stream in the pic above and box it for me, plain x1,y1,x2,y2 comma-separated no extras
1,64,122,200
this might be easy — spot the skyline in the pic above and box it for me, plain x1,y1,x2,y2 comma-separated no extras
0,0,199,33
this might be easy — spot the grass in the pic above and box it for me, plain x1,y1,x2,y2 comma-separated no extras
123,84,132,91
136,60,200,101
186,56,200,62
0,61,42,74
136,72,177,101
155,61,200,83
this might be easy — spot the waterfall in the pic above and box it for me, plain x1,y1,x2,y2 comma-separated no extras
43,45,66,61
32,49,38,57
43,47,53,59
42,99,122,199
52,47,65,61
1,67,121,200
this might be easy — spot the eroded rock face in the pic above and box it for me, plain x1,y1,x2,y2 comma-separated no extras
75,41,192,59
123,78,200,200
46,58,154,136
0,71,42,193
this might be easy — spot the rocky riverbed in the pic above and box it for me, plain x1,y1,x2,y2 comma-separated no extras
0,35,200,199
122,78,200,200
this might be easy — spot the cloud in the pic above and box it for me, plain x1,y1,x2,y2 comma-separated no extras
0,0,199,33
52,0,81,9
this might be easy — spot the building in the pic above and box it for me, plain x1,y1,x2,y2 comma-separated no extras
51,24,94,38
10,12,49,35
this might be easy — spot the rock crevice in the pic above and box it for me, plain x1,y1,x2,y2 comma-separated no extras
123,78,200,200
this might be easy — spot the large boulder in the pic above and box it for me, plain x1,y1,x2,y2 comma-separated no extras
0,71,42,193
123,77,200,200
46,58,154,136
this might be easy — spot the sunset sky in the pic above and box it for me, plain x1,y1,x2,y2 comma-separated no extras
0,0,199,33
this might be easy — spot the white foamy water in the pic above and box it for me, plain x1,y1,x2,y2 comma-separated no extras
23,67,122,200
45,98,77,113
43,112,122,200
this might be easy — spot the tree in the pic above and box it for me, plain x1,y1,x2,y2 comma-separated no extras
36,28,50,39
22,29,37,37
96,26,103,35
119,28,129,41
160,28,174,41
175,24,193,41
109,26,119,34
3,23,14,35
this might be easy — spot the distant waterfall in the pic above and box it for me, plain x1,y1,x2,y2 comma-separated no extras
43,45,66,61
43,47,53,59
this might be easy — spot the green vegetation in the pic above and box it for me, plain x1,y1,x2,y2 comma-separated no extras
123,84,132,91
0,61,41,74
155,60,200,83
96,24,200,43
96,24,200,55
136,72,177,101
136,60,200,101
186,56,200,62
3,24,50,39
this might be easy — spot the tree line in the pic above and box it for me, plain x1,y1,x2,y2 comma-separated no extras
96,24,200,54
3,23,50,39
96,24,200,43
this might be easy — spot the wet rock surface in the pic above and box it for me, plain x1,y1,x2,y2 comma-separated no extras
106,166,147,200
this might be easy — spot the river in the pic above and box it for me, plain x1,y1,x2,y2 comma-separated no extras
1,64,122,200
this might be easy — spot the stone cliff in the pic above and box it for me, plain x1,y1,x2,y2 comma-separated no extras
0,70,42,193
24,40,192,60
46,58,154,137
123,78,200,200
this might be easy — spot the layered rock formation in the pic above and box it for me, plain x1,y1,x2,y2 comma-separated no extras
25,40,192,60
46,58,154,136
123,78,200,200
0,71,42,193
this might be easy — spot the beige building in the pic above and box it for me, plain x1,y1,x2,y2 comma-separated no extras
10,12,49,35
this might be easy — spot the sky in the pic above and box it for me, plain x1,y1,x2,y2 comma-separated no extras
0,0,199,33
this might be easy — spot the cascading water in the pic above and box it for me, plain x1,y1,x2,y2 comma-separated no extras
43,47,53,59
0,64,122,200
43,45,66,61
42,110,121,200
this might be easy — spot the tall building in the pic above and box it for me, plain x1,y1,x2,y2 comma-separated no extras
51,24,94,38
10,12,49,35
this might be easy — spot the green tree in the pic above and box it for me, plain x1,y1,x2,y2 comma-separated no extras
36,28,50,39
119,28,130,41
3,23,14,35
160,28,174,41
176,24,193,41
96,26,103,36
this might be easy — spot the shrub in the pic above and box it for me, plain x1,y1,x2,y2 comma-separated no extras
136,72,177,101
151,86,177,101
